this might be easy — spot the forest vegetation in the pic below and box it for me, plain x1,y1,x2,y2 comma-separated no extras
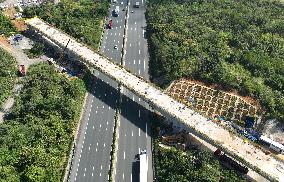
151,114,246,182
0,11,17,36
0,63,86,181
23,0,109,49
0,48,17,107
146,0,284,122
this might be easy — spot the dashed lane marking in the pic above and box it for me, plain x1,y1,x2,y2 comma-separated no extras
139,128,141,136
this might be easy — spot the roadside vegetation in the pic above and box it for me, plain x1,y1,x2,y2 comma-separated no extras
0,11,17,36
0,48,17,107
151,114,247,182
146,0,284,122
22,0,109,49
0,63,86,181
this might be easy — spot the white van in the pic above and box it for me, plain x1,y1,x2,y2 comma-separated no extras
134,2,139,8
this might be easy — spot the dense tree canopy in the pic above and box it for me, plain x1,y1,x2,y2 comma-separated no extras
23,0,109,49
0,12,17,36
0,63,86,181
0,48,17,107
147,0,284,122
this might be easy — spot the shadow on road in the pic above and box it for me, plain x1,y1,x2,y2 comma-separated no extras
87,74,152,135
132,160,140,182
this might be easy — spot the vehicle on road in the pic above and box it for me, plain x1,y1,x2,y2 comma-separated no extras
113,0,117,3
108,19,113,29
18,65,26,76
134,2,140,8
112,6,119,17
139,150,147,182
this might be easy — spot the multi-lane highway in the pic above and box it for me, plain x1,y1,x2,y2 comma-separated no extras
116,0,153,181
68,0,152,181
68,1,127,181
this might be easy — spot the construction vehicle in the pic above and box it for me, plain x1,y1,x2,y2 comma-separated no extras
18,65,26,76
161,132,186,145
139,150,148,182
214,149,249,174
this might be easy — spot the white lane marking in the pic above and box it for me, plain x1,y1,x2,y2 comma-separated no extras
106,127,108,131
139,147,140,154
114,39,115,42
93,126,95,130
104,143,106,147
132,95,135,101
96,148,97,152
139,59,141,64
119,33,121,36
92,173,93,177
124,151,125,159
139,98,141,102
101,165,103,170
146,122,148,138
139,69,140,75
96,110,98,114
142,0,143,4
97,106,99,109
118,40,119,44
97,142,99,146
102,105,104,109
110,33,112,36
139,49,141,54
139,128,141,136
135,21,136,24
115,33,117,36
132,130,133,136
120,26,122,29
116,20,118,23
116,27,118,30
134,59,135,64
84,173,85,177
100,124,101,128
144,59,146,70
135,27,136,31
107,121,109,125
129,43,131,47
123,173,124,180
139,110,141,118
89,146,91,151
138,41,140,46
109,106,111,110
131,173,133,182
100,172,102,177
93,166,95,170
130,27,132,30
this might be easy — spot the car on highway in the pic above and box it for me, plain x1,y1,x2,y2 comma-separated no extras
112,6,119,17
134,2,139,8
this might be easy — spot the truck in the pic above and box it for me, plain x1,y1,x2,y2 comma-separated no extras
18,65,26,76
139,150,148,182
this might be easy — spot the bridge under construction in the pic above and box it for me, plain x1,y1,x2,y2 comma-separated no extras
25,17,284,181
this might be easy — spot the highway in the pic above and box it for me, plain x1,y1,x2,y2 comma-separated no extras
68,1,127,181
115,0,153,181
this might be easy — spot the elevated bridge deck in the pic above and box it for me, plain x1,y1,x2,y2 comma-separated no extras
25,17,284,181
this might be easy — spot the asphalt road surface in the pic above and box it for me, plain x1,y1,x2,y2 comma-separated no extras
68,1,127,181
116,0,153,181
